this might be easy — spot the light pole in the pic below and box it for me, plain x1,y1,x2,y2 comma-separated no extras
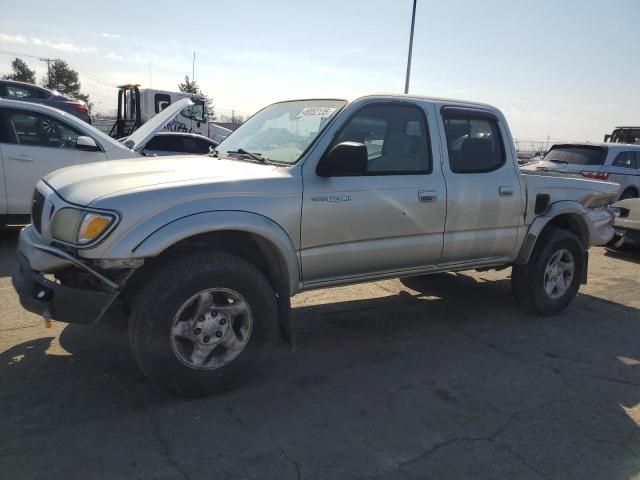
404,0,417,94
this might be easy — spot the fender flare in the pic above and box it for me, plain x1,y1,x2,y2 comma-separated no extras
119,210,301,296
515,201,590,265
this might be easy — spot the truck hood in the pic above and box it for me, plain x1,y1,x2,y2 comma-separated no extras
122,97,193,150
44,156,287,206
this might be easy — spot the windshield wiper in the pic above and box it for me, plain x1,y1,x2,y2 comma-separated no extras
227,149,273,165
548,159,568,165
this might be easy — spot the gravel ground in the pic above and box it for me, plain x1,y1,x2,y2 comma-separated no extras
1,226,639,480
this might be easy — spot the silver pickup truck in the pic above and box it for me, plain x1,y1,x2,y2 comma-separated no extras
13,95,620,396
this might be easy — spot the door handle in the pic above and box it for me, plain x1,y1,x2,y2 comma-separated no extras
418,190,437,203
499,186,514,197
8,154,33,162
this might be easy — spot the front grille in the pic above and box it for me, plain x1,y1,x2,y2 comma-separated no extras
31,190,45,233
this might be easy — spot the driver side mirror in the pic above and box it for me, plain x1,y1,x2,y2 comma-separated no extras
76,136,99,152
317,141,367,177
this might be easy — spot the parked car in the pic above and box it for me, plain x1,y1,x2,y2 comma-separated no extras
138,132,217,156
0,79,92,124
608,198,640,249
13,94,619,396
209,122,233,144
0,97,193,224
521,143,640,200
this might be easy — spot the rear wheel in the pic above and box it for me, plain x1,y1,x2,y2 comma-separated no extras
129,252,277,396
620,188,638,200
512,228,585,315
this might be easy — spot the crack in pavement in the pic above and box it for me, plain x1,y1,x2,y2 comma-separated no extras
143,401,191,480
447,321,640,457
397,397,564,478
272,438,302,480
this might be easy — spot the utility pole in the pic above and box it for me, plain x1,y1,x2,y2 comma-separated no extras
40,57,54,89
192,51,196,82
404,0,417,94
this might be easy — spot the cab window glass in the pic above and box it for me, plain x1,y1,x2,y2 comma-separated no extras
443,115,505,173
334,104,431,174
154,94,171,113
6,110,81,148
181,102,206,123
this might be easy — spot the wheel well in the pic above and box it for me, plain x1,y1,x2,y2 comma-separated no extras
542,214,587,248
125,230,291,303
621,187,638,198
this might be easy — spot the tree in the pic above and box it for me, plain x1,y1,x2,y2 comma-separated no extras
2,58,36,84
178,75,216,120
178,75,200,94
41,59,91,109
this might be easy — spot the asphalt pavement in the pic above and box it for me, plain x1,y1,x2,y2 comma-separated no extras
1,226,639,480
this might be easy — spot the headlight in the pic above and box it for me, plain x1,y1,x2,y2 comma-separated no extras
51,208,116,245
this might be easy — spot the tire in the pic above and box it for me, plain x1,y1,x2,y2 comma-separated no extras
512,227,585,315
620,188,638,200
129,252,277,396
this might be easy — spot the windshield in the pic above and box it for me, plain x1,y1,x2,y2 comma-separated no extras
543,145,606,166
217,99,346,164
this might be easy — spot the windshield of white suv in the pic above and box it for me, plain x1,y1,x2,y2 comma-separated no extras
216,99,346,164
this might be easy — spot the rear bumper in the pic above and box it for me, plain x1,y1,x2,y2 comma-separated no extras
12,254,117,324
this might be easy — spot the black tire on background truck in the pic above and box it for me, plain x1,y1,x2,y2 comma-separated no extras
129,252,277,396
512,227,585,315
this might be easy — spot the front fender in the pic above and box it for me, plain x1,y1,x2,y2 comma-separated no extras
515,200,613,265
106,210,301,295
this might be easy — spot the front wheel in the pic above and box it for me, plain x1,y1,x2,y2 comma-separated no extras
512,228,585,315
129,252,277,396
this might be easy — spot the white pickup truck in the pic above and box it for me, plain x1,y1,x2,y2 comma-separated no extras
13,95,619,396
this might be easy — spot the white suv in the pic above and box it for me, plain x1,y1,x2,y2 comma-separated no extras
523,143,640,200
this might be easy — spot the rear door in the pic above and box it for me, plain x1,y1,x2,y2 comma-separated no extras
438,106,524,264
608,151,640,197
0,108,107,214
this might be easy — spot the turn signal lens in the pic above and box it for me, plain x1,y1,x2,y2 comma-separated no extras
78,213,113,244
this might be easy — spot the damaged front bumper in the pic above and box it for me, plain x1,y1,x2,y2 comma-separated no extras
12,225,131,324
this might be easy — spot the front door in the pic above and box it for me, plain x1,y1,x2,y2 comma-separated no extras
438,107,524,264
301,102,447,285
0,108,107,214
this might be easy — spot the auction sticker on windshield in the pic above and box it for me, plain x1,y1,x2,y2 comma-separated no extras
296,107,337,118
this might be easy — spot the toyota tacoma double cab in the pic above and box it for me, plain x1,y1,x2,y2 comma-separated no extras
13,95,620,396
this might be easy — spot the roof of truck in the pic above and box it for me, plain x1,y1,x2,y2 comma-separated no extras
352,93,497,110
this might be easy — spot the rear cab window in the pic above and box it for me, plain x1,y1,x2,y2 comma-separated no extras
543,145,606,166
442,108,505,173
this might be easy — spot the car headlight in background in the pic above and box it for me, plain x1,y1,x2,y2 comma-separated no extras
50,208,116,245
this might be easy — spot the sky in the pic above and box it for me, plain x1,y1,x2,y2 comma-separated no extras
1,0,638,142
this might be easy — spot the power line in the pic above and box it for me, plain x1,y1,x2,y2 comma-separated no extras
0,48,118,88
